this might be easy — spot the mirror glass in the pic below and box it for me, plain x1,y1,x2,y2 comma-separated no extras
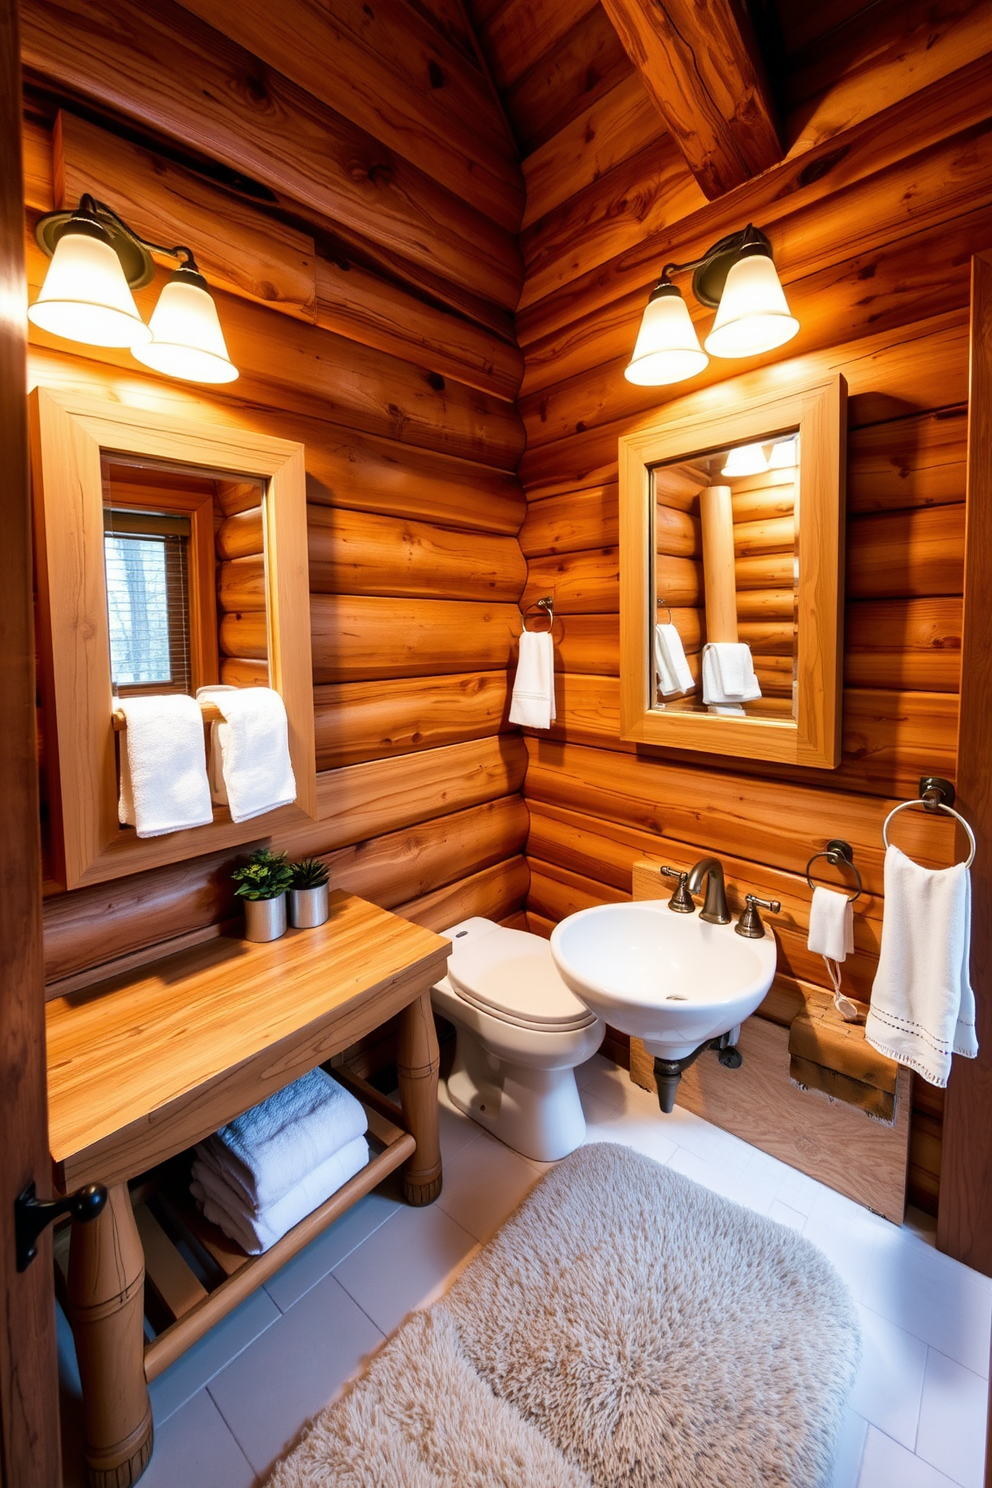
651,430,799,723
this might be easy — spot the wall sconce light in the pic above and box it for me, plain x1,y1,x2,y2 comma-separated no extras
29,195,238,384
720,442,770,477
624,225,798,388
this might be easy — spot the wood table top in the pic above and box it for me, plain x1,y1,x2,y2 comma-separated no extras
46,892,450,1183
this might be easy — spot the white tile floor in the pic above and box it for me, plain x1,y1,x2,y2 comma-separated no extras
57,1056,991,1488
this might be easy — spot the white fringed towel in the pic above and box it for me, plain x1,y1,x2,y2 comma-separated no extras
117,693,213,838
195,1069,369,1212
864,845,977,1087
192,1136,370,1255
701,643,762,705
654,623,693,697
509,630,556,729
197,684,297,823
808,886,858,1022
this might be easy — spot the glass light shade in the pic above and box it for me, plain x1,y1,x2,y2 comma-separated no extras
624,284,708,386
704,250,799,359
721,442,770,477
131,272,238,383
28,230,150,348
768,435,798,468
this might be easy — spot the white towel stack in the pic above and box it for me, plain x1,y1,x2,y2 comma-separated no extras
197,685,297,823
865,845,977,1088
509,630,556,729
701,643,762,706
117,694,214,838
654,623,693,697
191,1069,370,1254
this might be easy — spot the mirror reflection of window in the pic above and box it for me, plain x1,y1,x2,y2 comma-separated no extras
651,432,800,722
104,508,192,694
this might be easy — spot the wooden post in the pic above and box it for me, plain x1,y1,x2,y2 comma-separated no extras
396,990,442,1205
699,485,738,643
66,1184,153,1488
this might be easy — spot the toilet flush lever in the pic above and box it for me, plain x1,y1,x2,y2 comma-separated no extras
660,866,695,914
735,894,782,939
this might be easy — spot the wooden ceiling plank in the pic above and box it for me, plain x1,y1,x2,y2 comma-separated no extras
598,0,782,199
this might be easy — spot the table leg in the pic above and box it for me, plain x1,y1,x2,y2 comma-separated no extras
66,1182,153,1488
396,989,442,1205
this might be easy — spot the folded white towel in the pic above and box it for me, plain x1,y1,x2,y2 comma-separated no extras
196,1069,369,1212
192,1135,370,1255
117,694,213,838
701,643,762,705
508,630,556,730
197,685,297,824
864,845,977,1087
654,623,693,697
808,886,859,1022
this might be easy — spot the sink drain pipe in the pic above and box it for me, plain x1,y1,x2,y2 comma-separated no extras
653,1030,743,1114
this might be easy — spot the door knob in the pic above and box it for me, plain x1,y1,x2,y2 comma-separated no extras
15,1180,107,1271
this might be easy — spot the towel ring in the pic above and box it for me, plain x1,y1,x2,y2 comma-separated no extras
882,800,976,868
805,839,863,903
523,595,554,632
658,598,673,626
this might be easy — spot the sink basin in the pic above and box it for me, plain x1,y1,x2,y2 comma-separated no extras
550,901,777,1060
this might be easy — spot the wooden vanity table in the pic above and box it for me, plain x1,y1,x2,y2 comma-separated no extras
45,892,450,1488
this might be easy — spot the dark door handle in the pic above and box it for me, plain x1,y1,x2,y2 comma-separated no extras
15,1181,107,1271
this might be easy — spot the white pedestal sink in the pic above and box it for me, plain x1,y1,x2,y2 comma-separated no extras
550,900,777,1061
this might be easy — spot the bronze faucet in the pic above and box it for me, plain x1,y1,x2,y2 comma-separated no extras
686,857,731,924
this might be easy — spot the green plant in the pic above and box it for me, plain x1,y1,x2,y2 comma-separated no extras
232,848,293,901
289,856,330,890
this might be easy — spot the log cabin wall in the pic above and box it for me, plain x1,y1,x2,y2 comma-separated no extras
466,0,992,1217
23,0,533,1013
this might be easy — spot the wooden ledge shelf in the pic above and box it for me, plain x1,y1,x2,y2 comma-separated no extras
112,699,224,730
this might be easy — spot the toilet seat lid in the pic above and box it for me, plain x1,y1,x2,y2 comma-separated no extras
447,926,597,1031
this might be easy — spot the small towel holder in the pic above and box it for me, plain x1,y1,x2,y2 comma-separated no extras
658,597,674,625
805,839,863,902
523,595,554,632
882,776,977,868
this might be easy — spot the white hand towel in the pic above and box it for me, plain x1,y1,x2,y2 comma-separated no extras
117,694,213,838
654,623,693,697
864,845,977,1087
808,886,859,1022
508,630,556,729
197,685,297,823
196,1068,369,1212
192,1135,370,1255
702,643,762,705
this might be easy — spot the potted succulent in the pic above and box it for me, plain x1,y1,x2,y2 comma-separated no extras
232,849,293,943
289,857,330,928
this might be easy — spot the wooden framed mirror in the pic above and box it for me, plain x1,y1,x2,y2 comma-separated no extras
30,387,316,889
619,374,845,768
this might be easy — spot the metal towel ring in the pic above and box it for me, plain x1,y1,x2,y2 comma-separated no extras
805,839,863,903
658,598,674,625
882,799,976,869
523,595,554,632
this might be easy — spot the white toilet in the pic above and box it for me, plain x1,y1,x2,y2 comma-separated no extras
432,917,605,1162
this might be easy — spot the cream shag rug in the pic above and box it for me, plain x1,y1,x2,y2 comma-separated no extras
265,1144,861,1488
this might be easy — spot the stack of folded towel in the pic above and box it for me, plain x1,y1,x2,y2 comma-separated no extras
191,1069,369,1255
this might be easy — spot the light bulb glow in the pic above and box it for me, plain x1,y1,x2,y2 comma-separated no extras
28,231,150,348
624,285,708,386
721,443,770,477
131,274,238,384
704,250,799,359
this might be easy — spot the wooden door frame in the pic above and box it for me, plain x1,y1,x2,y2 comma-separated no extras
938,252,992,1285
0,2,62,1482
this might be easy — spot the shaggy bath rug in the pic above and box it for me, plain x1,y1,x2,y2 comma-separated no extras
265,1143,861,1488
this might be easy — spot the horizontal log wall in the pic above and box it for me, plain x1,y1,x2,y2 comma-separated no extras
27,4,531,996
468,0,992,1218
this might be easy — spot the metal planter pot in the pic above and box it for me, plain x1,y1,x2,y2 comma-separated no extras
289,884,329,928
243,893,288,943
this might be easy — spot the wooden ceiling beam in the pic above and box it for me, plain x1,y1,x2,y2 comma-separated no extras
598,0,782,200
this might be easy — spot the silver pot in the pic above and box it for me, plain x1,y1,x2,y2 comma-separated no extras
244,893,287,943
289,883,329,928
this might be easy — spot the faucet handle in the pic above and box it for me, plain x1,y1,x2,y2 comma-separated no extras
735,893,782,939
660,866,695,914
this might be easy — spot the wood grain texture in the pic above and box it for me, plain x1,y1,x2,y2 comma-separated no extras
313,672,511,769
501,4,633,156
0,2,61,1474
598,0,782,198
305,595,522,682
938,252,992,1276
